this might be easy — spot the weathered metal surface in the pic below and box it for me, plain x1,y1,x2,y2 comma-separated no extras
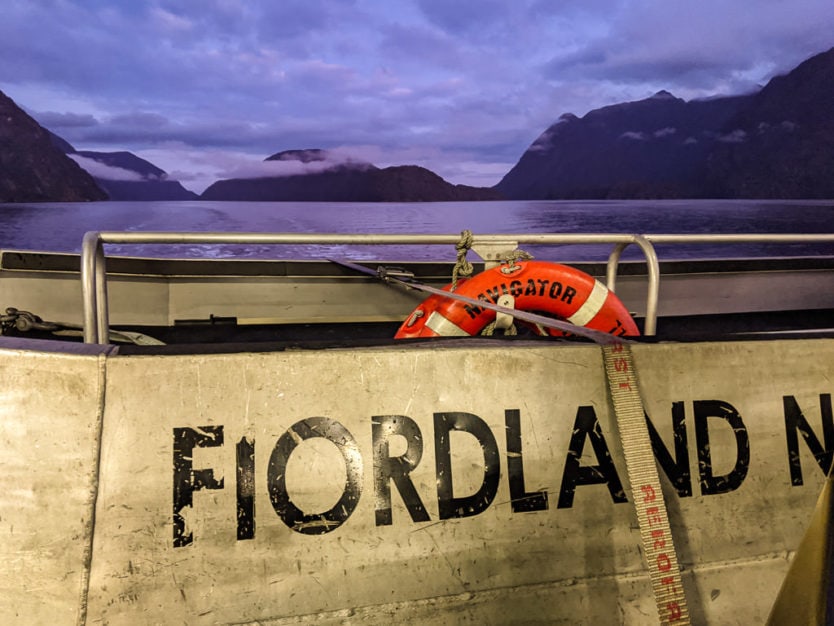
0,348,105,624
6,253,834,330
165,276,427,325
1,338,831,623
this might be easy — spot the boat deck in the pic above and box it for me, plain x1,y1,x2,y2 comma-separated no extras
4,249,834,349
3,231,834,624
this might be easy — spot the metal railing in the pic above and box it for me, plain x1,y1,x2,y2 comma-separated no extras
80,231,834,344
80,231,661,343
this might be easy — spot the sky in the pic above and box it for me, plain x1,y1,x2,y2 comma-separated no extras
1,1,833,194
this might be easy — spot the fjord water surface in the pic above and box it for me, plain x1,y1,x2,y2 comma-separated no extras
1,199,833,261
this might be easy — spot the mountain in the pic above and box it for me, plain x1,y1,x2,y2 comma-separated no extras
266,148,351,164
497,47,834,199
705,47,834,198
202,149,502,201
49,138,198,200
73,151,198,201
495,91,753,199
0,89,106,202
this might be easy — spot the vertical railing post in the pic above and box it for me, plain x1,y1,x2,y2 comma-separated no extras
94,238,109,344
82,232,109,344
606,236,659,336
632,235,659,336
81,231,100,343
605,242,629,292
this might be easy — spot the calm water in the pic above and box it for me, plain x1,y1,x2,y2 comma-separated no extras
1,199,834,262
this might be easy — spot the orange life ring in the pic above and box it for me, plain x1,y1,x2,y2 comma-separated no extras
394,260,639,339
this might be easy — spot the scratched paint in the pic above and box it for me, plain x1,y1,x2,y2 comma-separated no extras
2,339,833,624
0,350,104,625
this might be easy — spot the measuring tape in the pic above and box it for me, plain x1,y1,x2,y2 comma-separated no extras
603,341,690,624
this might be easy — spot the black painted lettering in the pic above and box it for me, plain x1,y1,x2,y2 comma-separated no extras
236,436,255,540
267,417,363,534
173,426,225,548
557,406,627,508
562,285,577,304
373,415,431,525
694,400,749,495
463,302,482,319
509,280,523,297
505,409,548,513
548,281,563,299
435,412,500,519
784,394,834,486
536,279,550,296
524,279,537,296
485,285,503,303
646,402,692,497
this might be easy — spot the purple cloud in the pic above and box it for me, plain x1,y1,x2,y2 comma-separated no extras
0,0,831,189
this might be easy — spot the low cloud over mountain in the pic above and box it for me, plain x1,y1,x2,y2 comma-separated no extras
3,46,834,203
215,148,375,181
497,47,834,199
201,148,501,201
51,139,198,201
67,154,146,182
704,47,834,198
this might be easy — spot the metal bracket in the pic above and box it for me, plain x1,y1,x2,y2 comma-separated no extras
376,265,415,283
494,295,516,330
1,307,59,333
471,241,520,269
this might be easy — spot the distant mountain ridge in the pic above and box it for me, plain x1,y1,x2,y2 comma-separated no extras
496,91,754,198
704,47,834,198
497,47,834,199
49,138,198,201
2,46,834,203
202,150,501,201
73,151,198,201
0,89,106,202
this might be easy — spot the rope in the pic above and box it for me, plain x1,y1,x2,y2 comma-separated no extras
480,320,518,336
499,248,534,273
451,229,474,290
450,232,532,335
485,246,532,334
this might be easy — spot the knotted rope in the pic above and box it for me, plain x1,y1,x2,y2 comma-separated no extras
499,248,534,274
450,230,535,336
481,319,519,336
486,249,534,335
451,229,474,291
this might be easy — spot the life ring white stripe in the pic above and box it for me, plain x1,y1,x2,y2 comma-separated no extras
567,279,608,327
425,310,472,336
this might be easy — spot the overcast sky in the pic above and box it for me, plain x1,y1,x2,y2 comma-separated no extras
1,1,832,193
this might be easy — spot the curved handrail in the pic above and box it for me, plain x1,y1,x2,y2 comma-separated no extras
80,231,660,343
79,231,834,344
606,235,660,335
